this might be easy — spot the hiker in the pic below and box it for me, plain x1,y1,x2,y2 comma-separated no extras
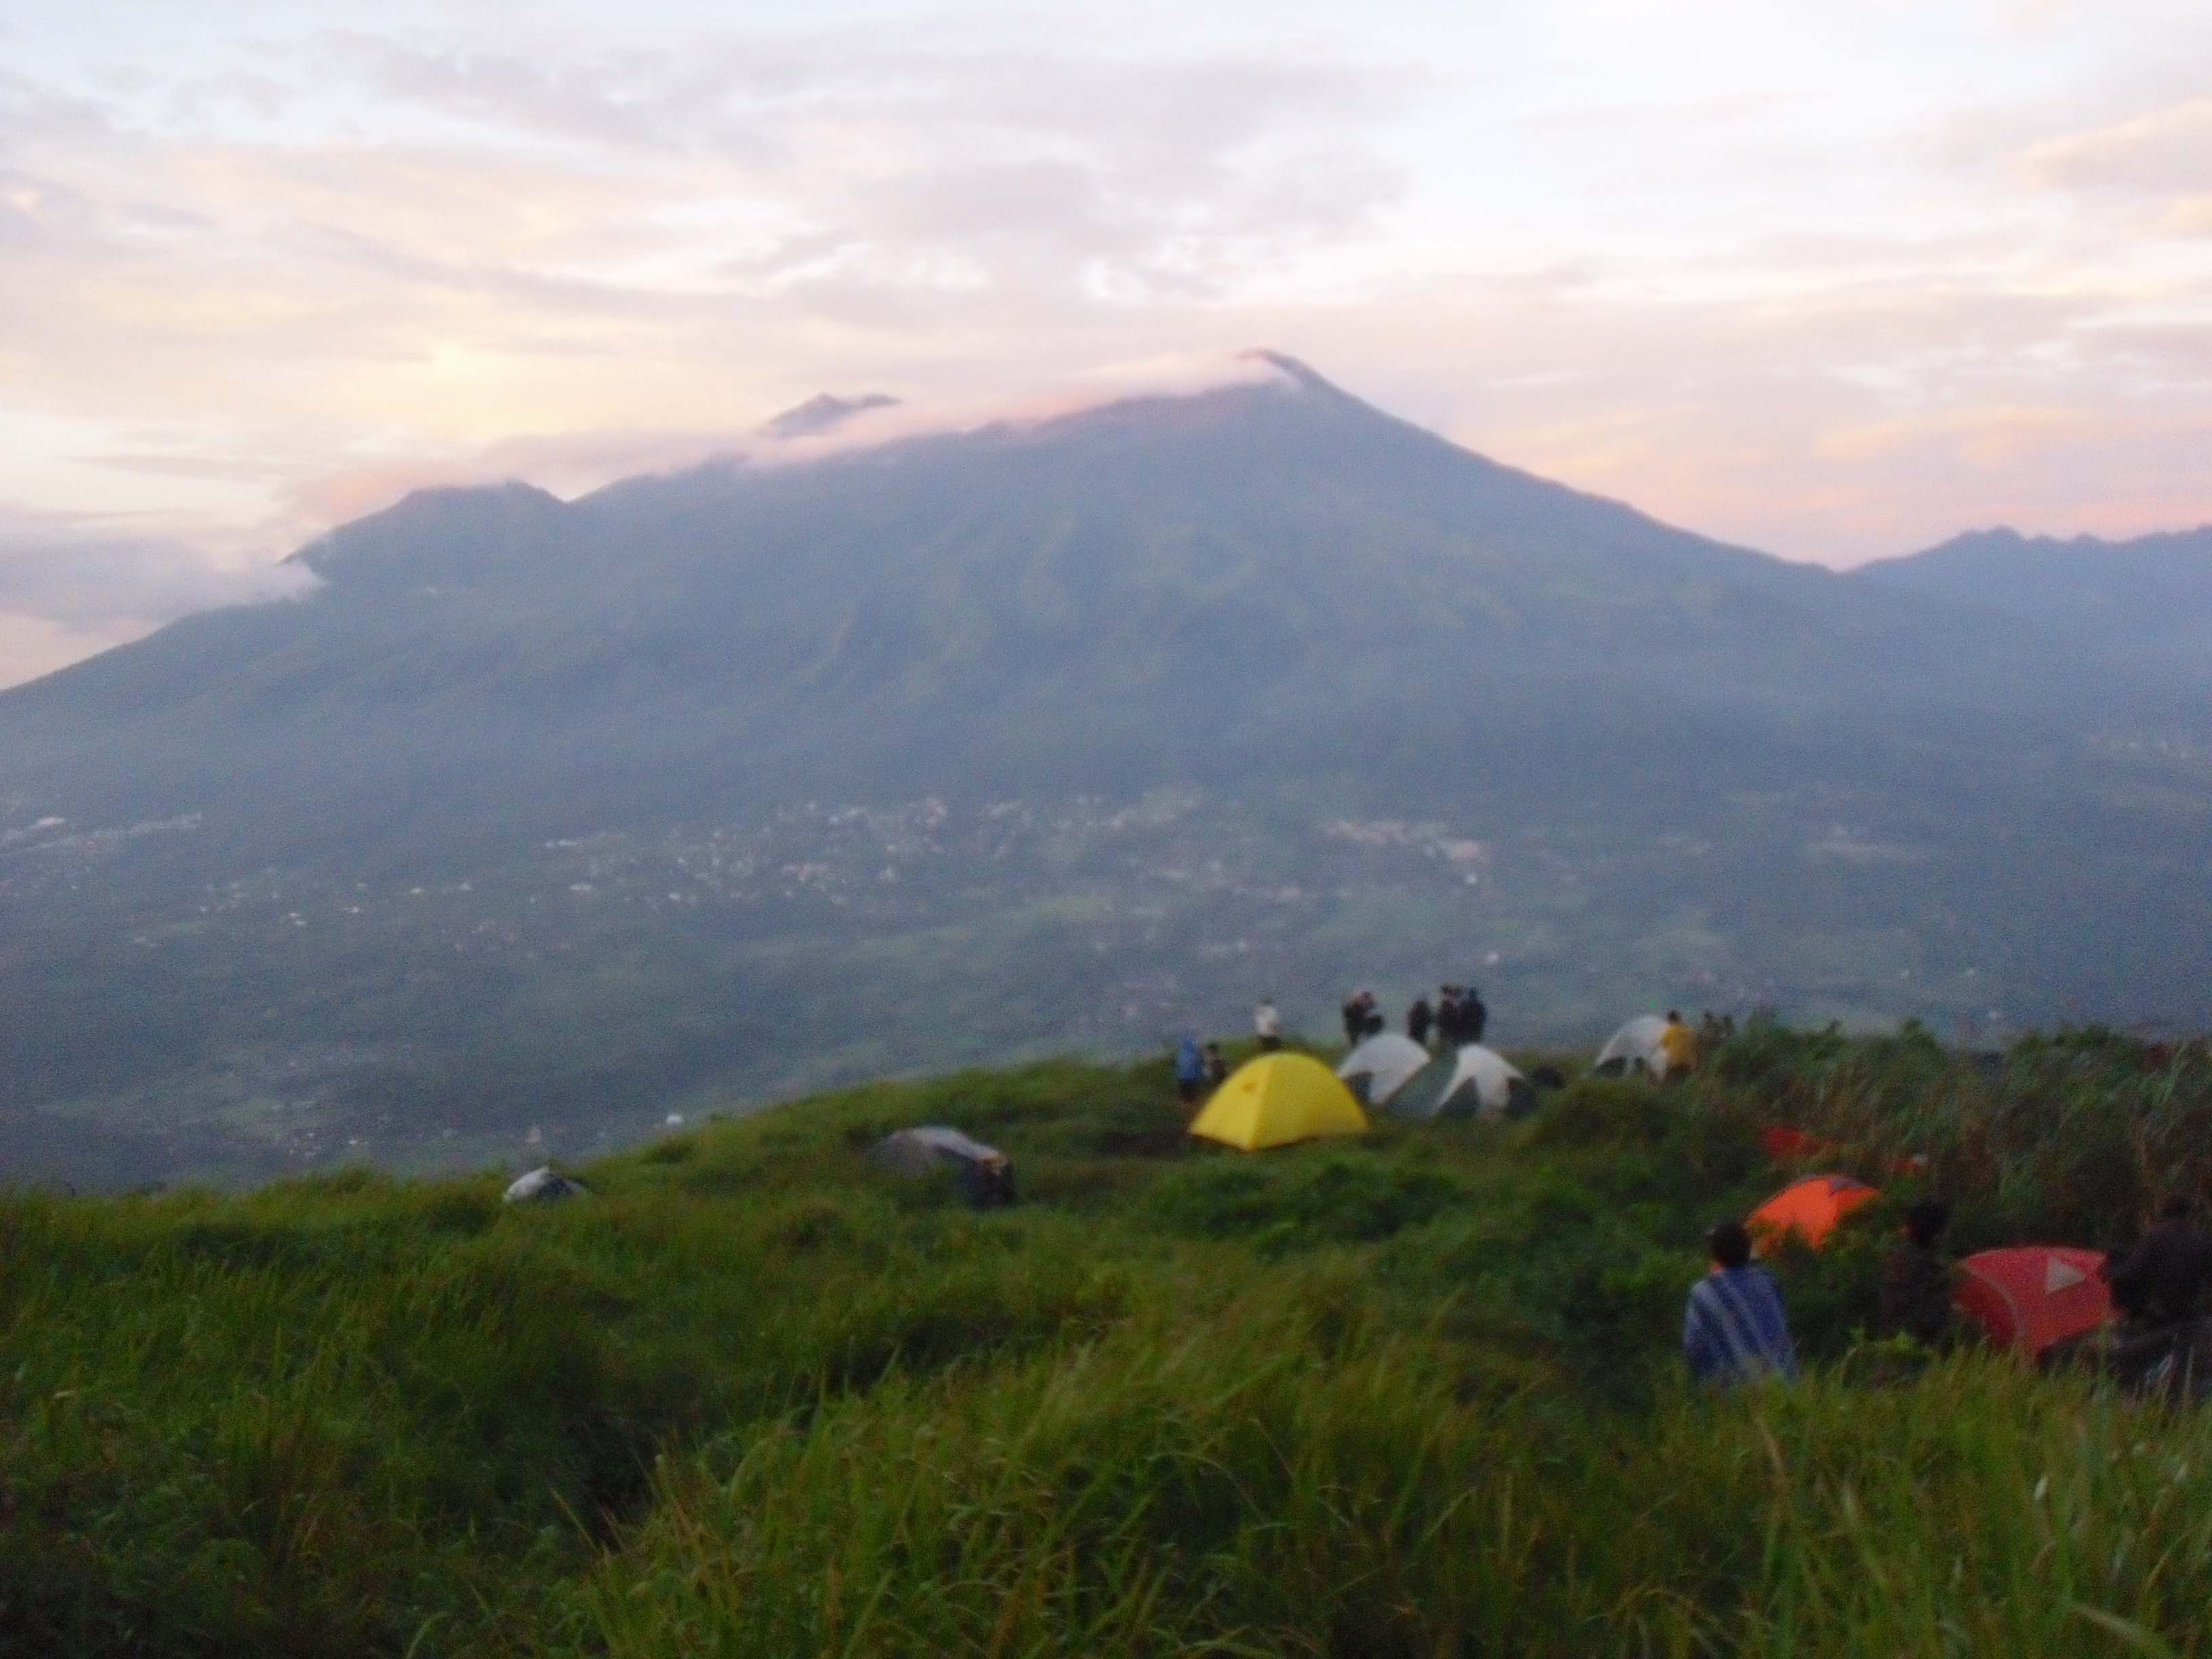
1363,999,1387,1040
1462,985,1488,1044
1660,1010,1698,1076
1878,1200,1954,1347
1174,1037,1206,1107
1340,993,1367,1048
1407,995,1433,1048
2104,1196,2212,1331
1683,1220,1797,1385
1435,987,1461,1048
1202,1042,1229,1090
1254,998,1282,1051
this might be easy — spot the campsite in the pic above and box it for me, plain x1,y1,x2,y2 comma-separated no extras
6,1017,2212,1656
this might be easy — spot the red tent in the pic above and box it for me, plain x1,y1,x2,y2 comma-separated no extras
1748,1174,1878,1250
1759,1125,1828,1162
1954,1247,2111,1355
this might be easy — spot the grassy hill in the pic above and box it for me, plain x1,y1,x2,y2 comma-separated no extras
5,1025,2212,1656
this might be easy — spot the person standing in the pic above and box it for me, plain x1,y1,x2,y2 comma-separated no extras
1254,998,1282,1052
1462,985,1488,1044
1683,1220,1797,1386
1435,987,1462,1048
1340,993,1366,1048
1174,1038,1206,1109
1202,1042,1229,1090
1407,995,1433,1049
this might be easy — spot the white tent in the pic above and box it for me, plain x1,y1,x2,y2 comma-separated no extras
868,1126,1018,1207
504,1165,590,1203
1593,1016,1676,1079
1335,1032,1431,1107
1387,1044,1532,1120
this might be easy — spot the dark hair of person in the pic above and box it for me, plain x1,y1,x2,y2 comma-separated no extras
1706,1219,1753,1269
1903,1200,1950,1246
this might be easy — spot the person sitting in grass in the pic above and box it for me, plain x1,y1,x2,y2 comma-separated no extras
2105,1195,2212,1331
1683,1220,1798,1385
1879,1200,1954,1347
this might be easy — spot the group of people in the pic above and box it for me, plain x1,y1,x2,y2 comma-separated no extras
1332,985,1490,1052
1413,986,1488,1049
1684,1194,2212,1389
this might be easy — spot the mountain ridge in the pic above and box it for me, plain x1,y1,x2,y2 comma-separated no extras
1,356,2209,1185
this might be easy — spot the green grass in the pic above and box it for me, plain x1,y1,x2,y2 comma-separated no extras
5,1028,2212,1655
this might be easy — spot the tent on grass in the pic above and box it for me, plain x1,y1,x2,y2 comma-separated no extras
869,1126,1018,1208
1748,1174,1878,1250
1387,1044,1534,1121
1760,1124,1830,1162
1336,1032,1431,1107
1189,1054,1368,1151
504,1166,590,1203
1954,1247,2111,1356
1591,1015,1694,1080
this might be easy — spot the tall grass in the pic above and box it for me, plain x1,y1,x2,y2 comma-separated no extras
3,1039,2211,1656
577,1279,2212,1658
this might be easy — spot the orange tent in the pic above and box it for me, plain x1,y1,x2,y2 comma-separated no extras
1954,1247,2111,1356
1748,1174,1878,1250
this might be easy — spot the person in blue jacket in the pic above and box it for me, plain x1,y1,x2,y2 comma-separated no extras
1683,1219,1798,1385
1174,1037,1207,1108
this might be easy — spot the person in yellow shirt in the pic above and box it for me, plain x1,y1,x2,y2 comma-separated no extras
1659,1010,1698,1076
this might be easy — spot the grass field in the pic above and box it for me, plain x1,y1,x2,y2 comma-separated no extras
4,1022,2212,1656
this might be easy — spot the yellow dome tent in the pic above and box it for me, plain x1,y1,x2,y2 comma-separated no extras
1189,1053,1370,1151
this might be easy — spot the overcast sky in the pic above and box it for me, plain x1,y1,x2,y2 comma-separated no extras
3,0,2210,683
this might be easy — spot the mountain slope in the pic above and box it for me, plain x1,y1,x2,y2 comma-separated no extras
1852,525,2212,685
1,356,2208,1184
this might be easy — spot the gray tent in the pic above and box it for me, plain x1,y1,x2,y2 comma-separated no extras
868,1126,1018,1208
1593,1016,1678,1079
1386,1044,1535,1121
1336,1032,1432,1108
504,1165,590,1203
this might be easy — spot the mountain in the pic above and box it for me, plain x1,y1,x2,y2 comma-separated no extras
1852,526,2212,687
1,355,2208,1185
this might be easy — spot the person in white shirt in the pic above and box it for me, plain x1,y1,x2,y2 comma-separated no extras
1253,998,1282,1051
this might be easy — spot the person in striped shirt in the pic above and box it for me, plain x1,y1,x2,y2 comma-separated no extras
1683,1219,1798,1385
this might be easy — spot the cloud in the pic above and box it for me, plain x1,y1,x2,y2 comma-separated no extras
1,0,2210,611
0,506,314,631
282,348,1292,524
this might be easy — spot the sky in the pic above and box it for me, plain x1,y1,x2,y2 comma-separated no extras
3,0,2210,684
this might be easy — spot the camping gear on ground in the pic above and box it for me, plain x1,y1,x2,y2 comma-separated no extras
1748,1174,1878,1250
1189,1054,1369,1151
1387,1044,1534,1120
504,1166,590,1203
1336,1032,1431,1108
1593,1016,1683,1080
868,1126,1018,1207
1954,1246,2111,1357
